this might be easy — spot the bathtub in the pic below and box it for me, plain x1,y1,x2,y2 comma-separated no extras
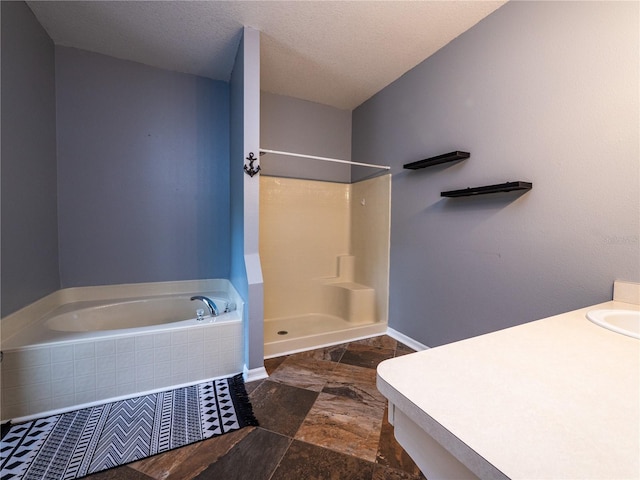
0,279,244,422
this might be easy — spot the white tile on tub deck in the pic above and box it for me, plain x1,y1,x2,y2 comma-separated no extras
171,330,189,345
171,345,188,361
116,367,135,386
186,369,204,383
75,374,96,393
51,393,75,410
1,369,20,388
171,359,188,376
116,352,135,370
187,354,204,368
51,361,75,381
95,339,116,357
1,403,30,420
52,377,74,397
154,346,171,362
10,347,51,369
136,377,155,393
0,349,48,371
135,363,154,381
203,357,222,378
154,361,171,379
188,328,205,343
153,332,171,348
2,386,24,406
75,390,97,405
75,358,97,377
3,365,52,387
187,341,204,358
202,333,220,350
171,374,189,386
135,335,154,351
201,328,218,343
97,371,116,389
116,337,135,353
51,345,75,364
218,325,237,339
154,376,172,390
135,348,154,366
219,341,240,355
187,357,204,380
224,322,243,336
97,355,116,373
116,383,136,396
74,343,95,359
96,386,117,401
30,398,53,416
24,381,52,402
202,348,220,367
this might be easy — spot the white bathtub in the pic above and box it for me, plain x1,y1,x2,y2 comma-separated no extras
0,279,244,422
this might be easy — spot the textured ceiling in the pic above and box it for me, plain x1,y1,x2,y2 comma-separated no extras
27,1,506,110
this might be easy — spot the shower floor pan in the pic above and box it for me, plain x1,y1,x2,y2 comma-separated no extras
264,313,386,358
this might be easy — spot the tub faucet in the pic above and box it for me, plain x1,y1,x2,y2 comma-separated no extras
190,296,219,316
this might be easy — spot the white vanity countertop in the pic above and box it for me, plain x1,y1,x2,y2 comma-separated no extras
377,300,640,480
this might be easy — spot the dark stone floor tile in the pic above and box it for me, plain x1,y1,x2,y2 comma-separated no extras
128,427,255,480
268,356,338,392
85,466,155,480
289,344,347,362
295,392,385,462
270,439,375,480
194,427,290,480
264,356,287,375
372,464,427,480
395,342,417,357
376,406,423,477
340,343,395,369
352,335,397,350
244,379,263,395
249,379,319,437
323,362,386,408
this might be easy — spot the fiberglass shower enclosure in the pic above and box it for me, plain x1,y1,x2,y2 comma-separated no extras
259,150,391,357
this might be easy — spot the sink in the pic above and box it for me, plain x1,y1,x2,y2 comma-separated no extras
586,309,640,339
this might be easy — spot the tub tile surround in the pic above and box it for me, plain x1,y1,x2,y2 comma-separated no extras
0,279,244,421
377,280,640,480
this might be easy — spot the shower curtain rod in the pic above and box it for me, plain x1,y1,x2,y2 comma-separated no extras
259,148,391,170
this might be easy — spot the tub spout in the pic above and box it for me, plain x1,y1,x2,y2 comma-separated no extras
190,296,219,316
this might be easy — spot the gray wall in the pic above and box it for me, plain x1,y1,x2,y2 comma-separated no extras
352,1,639,347
56,47,230,287
1,2,60,316
261,92,352,183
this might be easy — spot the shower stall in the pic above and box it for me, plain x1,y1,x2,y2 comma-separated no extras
260,158,391,357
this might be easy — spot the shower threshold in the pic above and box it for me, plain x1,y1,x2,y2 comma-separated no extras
264,313,386,358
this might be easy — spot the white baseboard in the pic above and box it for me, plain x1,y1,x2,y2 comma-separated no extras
243,365,268,383
386,327,429,352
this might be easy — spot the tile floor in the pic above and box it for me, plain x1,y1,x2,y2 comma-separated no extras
85,335,426,480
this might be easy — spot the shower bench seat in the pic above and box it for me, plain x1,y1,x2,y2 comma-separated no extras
322,281,376,324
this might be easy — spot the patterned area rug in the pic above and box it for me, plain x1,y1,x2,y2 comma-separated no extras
0,374,258,480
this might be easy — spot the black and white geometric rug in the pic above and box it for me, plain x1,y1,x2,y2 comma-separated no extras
0,374,258,480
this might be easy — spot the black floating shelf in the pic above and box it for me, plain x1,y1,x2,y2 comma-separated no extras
403,151,470,170
441,181,532,198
